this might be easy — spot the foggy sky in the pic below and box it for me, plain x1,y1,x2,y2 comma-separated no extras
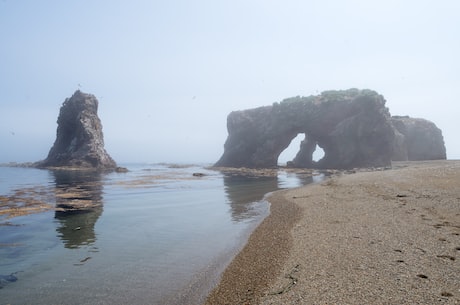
1,0,459,164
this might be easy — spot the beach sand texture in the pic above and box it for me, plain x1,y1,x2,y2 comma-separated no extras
205,161,460,305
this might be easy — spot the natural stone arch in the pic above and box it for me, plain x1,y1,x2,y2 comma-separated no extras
215,89,396,169
288,133,322,167
312,144,326,163
277,133,304,165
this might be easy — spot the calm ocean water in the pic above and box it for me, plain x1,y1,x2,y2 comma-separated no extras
0,164,322,304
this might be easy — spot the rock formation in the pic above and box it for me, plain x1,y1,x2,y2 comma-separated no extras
391,116,446,161
37,90,117,170
215,89,446,169
215,89,395,169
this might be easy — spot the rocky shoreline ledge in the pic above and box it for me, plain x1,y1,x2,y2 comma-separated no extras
204,160,460,304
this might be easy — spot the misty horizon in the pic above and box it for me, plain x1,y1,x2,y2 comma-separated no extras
1,88,453,167
1,1,459,164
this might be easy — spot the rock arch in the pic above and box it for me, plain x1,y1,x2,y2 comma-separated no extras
215,89,396,169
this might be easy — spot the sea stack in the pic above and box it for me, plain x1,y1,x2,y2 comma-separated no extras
215,89,447,169
215,89,395,169
391,115,446,161
37,90,117,170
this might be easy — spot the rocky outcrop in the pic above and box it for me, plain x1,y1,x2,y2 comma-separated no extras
37,90,117,170
215,89,447,169
215,89,396,169
391,116,446,161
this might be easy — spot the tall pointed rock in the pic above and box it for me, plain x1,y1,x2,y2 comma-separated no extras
38,90,117,170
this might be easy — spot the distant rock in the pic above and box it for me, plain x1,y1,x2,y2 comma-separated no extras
215,89,447,169
215,89,395,169
115,167,129,173
36,90,117,170
192,172,206,177
391,116,446,161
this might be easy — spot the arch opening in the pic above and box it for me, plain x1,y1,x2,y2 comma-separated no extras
278,133,326,168
277,133,304,166
313,145,325,162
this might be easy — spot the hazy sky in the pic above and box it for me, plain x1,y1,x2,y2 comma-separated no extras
1,0,459,164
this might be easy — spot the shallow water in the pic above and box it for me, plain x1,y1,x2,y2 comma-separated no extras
0,164,322,304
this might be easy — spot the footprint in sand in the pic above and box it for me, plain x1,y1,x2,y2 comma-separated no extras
436,255,456,261
441,291,453,297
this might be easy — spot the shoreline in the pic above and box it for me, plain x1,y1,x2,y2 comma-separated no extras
204,160,460,304
204,188,302,305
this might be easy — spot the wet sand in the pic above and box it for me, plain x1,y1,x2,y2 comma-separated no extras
204,160,460,304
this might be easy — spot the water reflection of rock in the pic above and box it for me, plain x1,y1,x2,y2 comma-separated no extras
222,174,279,221
52,170,103,249
221,169,324,221
55,209,102,249
294,173,315,186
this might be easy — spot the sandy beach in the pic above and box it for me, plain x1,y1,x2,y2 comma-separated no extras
204,160,460,304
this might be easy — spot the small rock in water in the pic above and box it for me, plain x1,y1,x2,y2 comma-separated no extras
0,273,18,288
115,167,129,173
0,274,18,282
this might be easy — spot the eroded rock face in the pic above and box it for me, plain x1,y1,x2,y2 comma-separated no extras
37,90,117,170
215,89,396,169
391,116,446,161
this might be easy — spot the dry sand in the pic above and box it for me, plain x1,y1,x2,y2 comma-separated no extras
204,160,460,304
